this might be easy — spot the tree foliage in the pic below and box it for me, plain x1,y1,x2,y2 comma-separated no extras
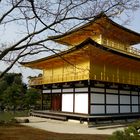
0,72,39,111
0,73,24,110
0,0,139,78
24,88,40,109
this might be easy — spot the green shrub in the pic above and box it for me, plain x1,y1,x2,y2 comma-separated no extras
0,111,29,122
109,120,140,140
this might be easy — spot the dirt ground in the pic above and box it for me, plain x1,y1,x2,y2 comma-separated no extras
0,124,109,140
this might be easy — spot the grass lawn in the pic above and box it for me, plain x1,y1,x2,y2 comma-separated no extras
0,124,109,140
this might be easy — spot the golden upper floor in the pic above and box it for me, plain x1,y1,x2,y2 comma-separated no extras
20,14,140,86
21,38,140,86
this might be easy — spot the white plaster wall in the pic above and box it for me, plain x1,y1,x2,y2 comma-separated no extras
91,87,105,92
74,93,88,114
52,89,61,93
42,90,51,93
106,105,119,114
132,96,138,104
90,93,105,104
62,94,73,112
120,90,130,94
90,105,105,114
75,87,88,92
63,88,73,93
120,106,130,113
106,94,118,104
132,106,139,113
120,95,130,104
131,91,138,95
106,89,118,93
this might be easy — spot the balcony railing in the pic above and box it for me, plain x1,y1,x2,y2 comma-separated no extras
113,46,139,57
29,74,89,86
29,77,43,86
101,38,140,57
29,72,140,86
104,44,140,57
91,73,140,86
127,47,140,56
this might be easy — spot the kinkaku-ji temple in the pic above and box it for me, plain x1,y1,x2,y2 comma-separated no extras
21,14,140,123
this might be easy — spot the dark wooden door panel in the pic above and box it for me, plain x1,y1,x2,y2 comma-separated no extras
52,94,61,111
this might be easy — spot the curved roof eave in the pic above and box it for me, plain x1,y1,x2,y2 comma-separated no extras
48,14,140,45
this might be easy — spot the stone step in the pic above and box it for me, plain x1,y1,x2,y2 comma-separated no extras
31,112,67,121
97,124,126,130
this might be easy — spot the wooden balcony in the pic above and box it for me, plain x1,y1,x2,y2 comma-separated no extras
29,71,140,86
91,73,140,86
114,46,140,57
101,37,140,57
29,74,89,86
128,47,140,56
29,77,43,86
103,42,140,58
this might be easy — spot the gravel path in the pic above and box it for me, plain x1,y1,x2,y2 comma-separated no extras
18,116,125,135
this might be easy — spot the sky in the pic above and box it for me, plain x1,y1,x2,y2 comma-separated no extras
128,10,140,32
1,7,140,84
117,9,140,49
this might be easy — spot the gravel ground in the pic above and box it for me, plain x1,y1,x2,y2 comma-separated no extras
17,116,125,135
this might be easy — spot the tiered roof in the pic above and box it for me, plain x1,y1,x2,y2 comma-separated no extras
21,14,140,68
49,14,140,46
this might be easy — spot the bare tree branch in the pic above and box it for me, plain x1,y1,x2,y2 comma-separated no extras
0,0,23,23
0,0,139,78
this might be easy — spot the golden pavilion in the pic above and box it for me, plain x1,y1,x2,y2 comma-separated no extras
21,14,140,122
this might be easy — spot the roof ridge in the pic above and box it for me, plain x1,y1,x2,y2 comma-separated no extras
48,14,140,43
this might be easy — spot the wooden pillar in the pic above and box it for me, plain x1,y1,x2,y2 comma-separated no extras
41,90,43,110
118,86,120,114
73,83,75,113
88,80,91,115
138,90,140,113
130,89,132,113
51,85,52,110
60,85,62,111
104,83,107,114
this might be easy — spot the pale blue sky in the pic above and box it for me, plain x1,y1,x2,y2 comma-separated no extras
122,9,140,49
129,10,140,32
